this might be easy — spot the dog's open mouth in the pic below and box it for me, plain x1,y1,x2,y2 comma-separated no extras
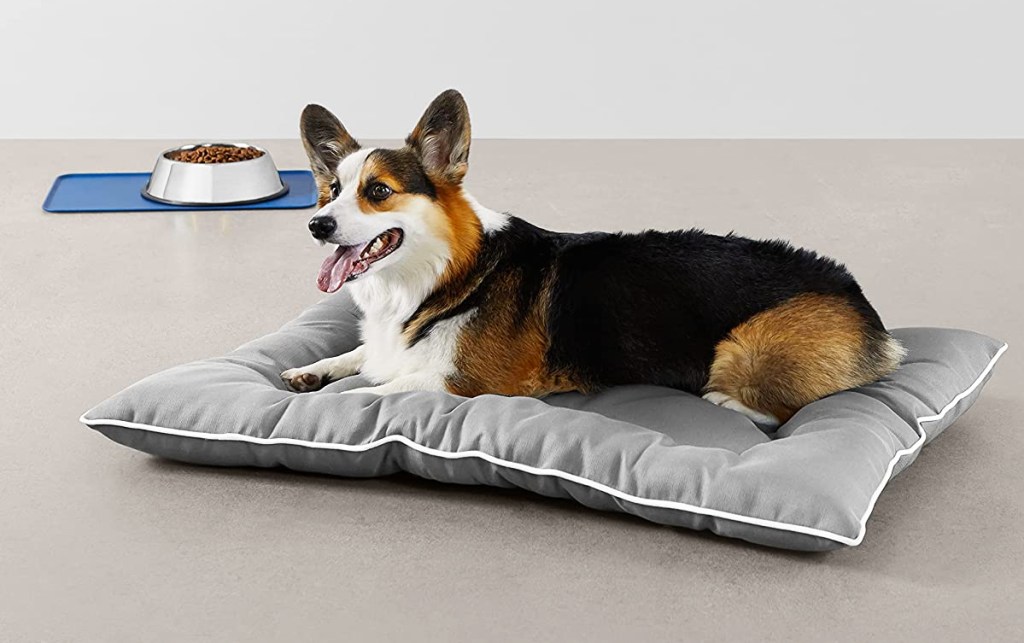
316,228,404,293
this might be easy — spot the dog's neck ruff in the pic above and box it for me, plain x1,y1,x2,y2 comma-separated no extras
463,192,508,233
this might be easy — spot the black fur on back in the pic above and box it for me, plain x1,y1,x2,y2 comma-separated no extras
410,216,887,395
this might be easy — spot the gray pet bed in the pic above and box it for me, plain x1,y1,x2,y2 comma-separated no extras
81,293,1006,551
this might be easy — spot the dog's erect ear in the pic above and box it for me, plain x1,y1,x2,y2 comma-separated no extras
406,89,471,184
300,104,360,177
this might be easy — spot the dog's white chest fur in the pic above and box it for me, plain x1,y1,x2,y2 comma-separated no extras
348,266,471,391
357,309,469,386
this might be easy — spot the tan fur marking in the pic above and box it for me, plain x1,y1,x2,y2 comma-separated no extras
315,179,332,208
399,186,487,345
706,293,893,422
449,271,580,397
433,184,482,287
355,156,393,214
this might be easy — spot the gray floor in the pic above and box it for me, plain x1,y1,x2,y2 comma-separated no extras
2,140,1021,642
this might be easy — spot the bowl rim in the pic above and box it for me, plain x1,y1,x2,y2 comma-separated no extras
159,142,270,165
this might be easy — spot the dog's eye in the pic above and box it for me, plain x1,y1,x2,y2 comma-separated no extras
330,180,341,200
367,182,393,202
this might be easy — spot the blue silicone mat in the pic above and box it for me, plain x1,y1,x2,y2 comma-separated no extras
43,170,317,212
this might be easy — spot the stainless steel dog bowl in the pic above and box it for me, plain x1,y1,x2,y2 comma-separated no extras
142,143,288,206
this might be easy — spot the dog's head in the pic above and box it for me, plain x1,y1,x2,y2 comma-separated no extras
300,89,481,293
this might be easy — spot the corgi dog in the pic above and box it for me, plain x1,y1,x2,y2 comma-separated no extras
281,90,904,428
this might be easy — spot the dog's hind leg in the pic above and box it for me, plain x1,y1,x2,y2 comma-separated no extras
701,391,781,429
281,345,366,392
703,293,903,427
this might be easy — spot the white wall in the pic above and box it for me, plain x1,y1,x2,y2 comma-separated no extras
3,0,1023,139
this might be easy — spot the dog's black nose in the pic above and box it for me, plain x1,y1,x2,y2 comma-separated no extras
308,216,337,240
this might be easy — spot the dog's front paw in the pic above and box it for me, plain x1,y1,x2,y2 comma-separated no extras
281,368,325,393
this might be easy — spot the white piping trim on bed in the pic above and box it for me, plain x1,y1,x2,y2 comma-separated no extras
846,341,1007,544
79,343,1007,548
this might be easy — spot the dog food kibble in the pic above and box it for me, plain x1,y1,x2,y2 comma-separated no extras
168,145,264,164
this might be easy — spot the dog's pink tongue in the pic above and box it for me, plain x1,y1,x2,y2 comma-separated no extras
317,245,361,293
